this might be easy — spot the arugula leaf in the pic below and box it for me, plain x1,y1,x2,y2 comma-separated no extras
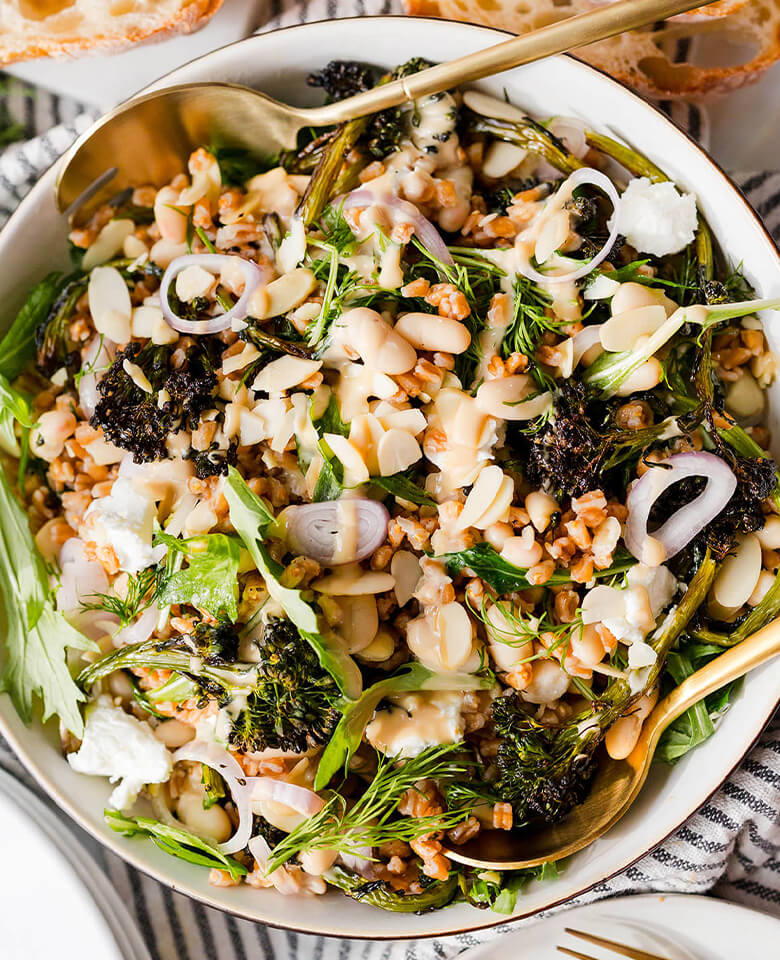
0,273,68,380
311,395,347,501
0,469,96,734
314,663,493,790
463,860,560,914
439,542,636,594
224,466,361,699
369,471,435,506
155,531,242,622
105,810,247,880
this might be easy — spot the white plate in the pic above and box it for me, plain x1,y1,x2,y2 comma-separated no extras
0,14,779,941
459,893,780,960
0,770,151,960
4,0,263,110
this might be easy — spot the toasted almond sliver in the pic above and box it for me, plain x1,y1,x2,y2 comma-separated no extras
88,266,132,342
323,434,370,487
83,218,135,271
435,602,473,671
252,356,322,394
312,563,395,596
377,428,422,477
456,465,504,531
473,475,514,530
222,343,261,376
391,550,422,607
600,304,667,353
337,595,379,653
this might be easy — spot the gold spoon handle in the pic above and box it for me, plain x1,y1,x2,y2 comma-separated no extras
648,615,780,740
301,0,718,126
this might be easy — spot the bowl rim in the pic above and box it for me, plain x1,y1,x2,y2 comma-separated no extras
1,13,779,940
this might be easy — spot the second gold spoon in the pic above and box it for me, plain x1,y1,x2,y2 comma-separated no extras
444,616,780,870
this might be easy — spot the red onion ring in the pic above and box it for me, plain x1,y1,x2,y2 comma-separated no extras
625,452,737,565
549,117,588,159
173,740,254,855
250,778,324,817
282,499,390,565
341,189,454,266
518,168,621,286
159,254,264,335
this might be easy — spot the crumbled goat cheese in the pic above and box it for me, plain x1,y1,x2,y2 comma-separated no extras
365,691,464,759
626,563,678,618
609,178,697,257
81,477,157,574
67,698,172,811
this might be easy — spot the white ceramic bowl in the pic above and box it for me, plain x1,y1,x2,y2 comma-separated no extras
1,15,779,941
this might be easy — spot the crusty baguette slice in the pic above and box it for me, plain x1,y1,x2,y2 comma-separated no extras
0,0,224,66
407,0,780,98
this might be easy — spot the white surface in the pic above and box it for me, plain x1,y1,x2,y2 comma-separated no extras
4,0,263,110
0,16,778,941
460,894,780,960
0,769,151,960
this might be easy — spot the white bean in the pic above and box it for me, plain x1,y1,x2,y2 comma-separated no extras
301,848,339,876
726,372,765,421
30,409,76,461
154,186,189,243
339,307,417,375
154,718,195,749
711,532,762,610
615,357,663,396
394,312,471,354
525,491,559,532
757,515,780,550
748,569,775,607
476,375,550,421
605,689,658,760
522,658,570,704
176,791,233,843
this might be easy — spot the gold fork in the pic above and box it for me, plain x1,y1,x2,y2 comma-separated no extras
557,927,671,960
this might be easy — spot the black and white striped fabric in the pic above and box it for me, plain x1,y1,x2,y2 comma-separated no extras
1,2,779,957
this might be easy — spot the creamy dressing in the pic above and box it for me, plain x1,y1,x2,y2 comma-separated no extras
365,691,465,758
332,500,359,565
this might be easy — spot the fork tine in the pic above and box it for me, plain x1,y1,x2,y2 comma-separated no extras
556,948,598,960
564,928,670,960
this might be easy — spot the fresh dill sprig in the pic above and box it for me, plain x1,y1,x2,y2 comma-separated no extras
80,566,160,628
266,744,473,873
504,275,568,388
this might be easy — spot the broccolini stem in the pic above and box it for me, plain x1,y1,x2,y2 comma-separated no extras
466,113,582,175
297,117,369,226
584,131,667,183
244,321,315,359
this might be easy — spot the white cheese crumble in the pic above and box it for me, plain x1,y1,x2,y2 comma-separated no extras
67,698,172,811
81,477,157,574
365,691,464,759
609,177,697,257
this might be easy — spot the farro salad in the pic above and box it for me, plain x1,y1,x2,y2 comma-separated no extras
1,57,779,914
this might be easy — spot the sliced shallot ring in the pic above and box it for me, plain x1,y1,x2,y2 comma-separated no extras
341,189,454,266
625,452,737,565
173,740,253,855
250,778,324,817
282,499,390,565
518,168,621,286
159,254,264,335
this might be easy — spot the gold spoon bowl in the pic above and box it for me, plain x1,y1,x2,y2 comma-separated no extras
55,0,717,221
445,619,780,869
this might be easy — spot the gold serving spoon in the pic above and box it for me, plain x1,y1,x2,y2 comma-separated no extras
56,0,718,221
444,616,780,870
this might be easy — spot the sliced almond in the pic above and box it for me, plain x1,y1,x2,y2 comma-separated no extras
175,264,216,302
336,594,379,653
88,266,132,343
394,312,471,355
252,356,322,394
535,209,570,264
456,465,504,531
482,140,527,180
248,268,317,320
312,563,395,596
391,550,422,607
323,434,370,487
154,186,189,243
434,602,473,671
83,218,135,271
377,428,422,477
222,343,261,377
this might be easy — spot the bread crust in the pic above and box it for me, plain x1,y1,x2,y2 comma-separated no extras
1,0,224,66
405,0,780,99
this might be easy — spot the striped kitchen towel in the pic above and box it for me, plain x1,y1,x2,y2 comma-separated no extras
1,2,779,958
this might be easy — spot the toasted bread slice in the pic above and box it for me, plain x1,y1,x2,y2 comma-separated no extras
0,0,223,66
408,0,780,98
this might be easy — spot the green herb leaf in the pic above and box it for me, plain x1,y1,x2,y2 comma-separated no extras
0,273,67,380
0,373,34,458
80,566,159,629
105,810,247,880
369,471,435,506
270,744,474,873
315,663,493,790
155,531,242,622
439,542,636,594
325,864,459,912
0,469,96,734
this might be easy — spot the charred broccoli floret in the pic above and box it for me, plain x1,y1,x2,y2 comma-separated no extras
91,340,218,462
491,695,600,825
35,276,87,376
307,60,376,101
160,620,240,665
229,617,340,755
185,440,238,479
